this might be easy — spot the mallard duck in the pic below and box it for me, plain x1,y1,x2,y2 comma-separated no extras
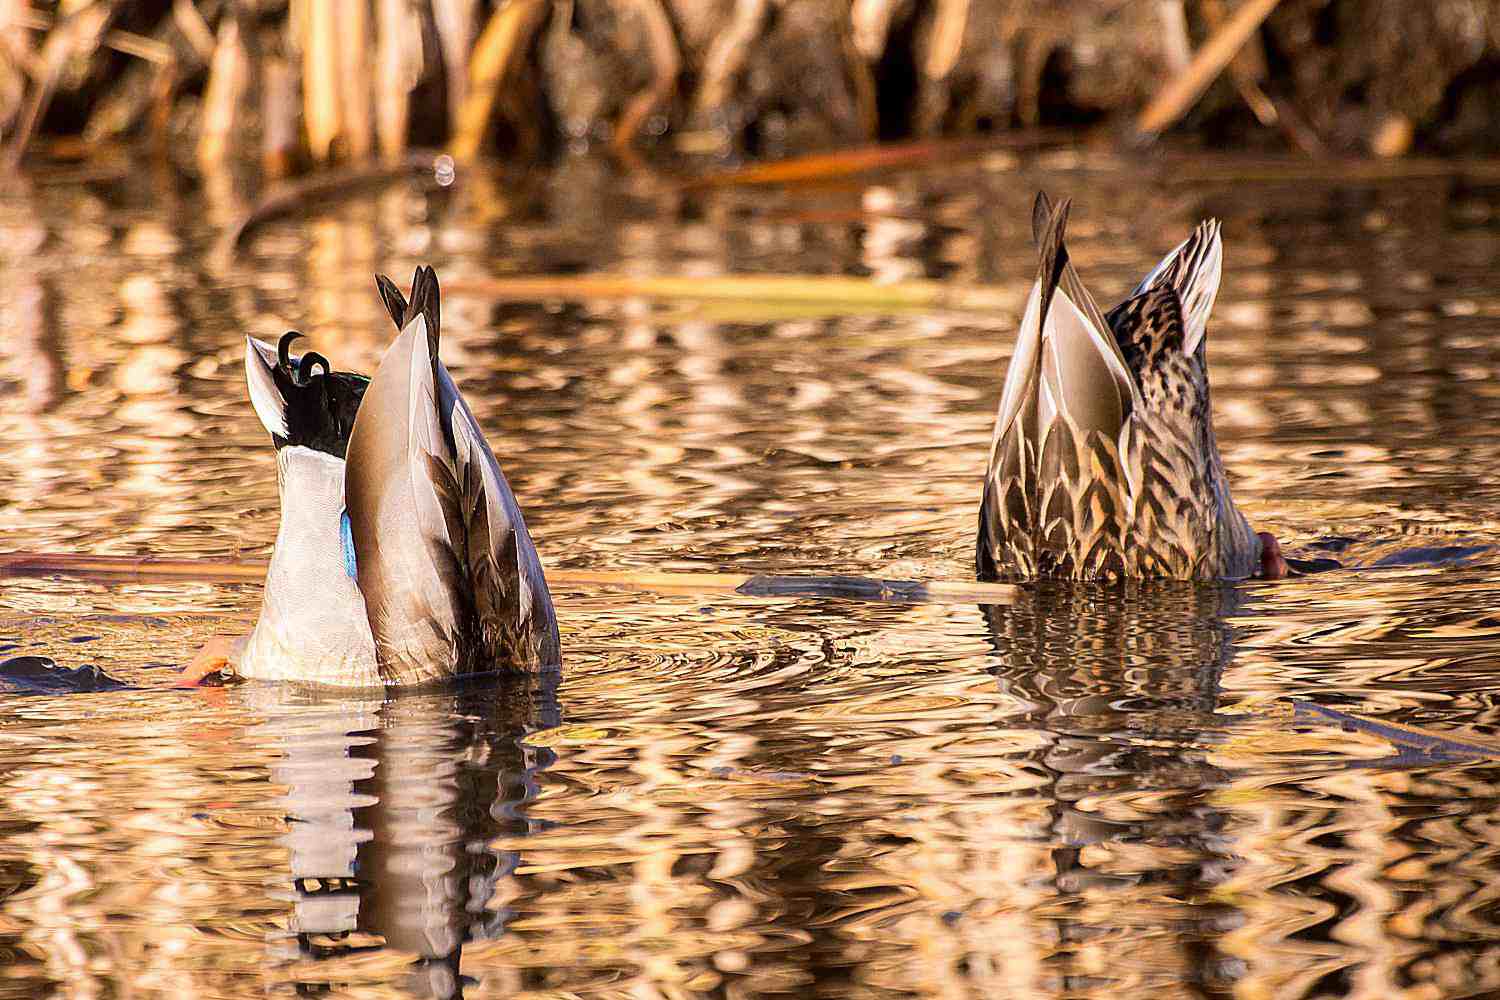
977,193,1286,582
184,267,560,687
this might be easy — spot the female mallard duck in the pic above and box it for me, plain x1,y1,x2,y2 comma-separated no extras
977,193,1287,582
184,267,560,687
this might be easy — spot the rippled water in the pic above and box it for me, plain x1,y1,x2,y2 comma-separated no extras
4,150,1500,997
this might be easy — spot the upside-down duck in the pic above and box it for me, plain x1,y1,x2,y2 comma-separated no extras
184,267,560,687
977,193,1287,582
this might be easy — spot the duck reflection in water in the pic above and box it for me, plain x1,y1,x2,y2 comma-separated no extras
981,583,1244,977
976,583,1500,994
253,675,559,998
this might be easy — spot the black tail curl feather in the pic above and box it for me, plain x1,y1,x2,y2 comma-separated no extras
262,332,370,459
278,331,303,370
297,352,330,385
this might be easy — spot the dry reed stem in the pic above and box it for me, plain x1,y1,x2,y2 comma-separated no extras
300,0,342,161
451,0,548,162
1136,0,1284,137
431,0,478,135
850,0,899,61
4,4,111,169
196,15,247,169
261,56,298,177
337,0,374,160
694,0,766,116
376,0,422,162
924,0,971,81
171,0,217,64
611,0,680,155
0,3,29,131
0,552,1018,605
1200,0,1278,128
12,6,173,64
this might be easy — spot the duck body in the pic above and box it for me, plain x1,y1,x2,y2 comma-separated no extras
977,193,1263,583
234,268,559,687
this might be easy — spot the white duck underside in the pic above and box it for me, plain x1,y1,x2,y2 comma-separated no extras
236,446,383,687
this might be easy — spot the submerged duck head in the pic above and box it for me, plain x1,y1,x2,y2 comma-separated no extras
978,192,1285,582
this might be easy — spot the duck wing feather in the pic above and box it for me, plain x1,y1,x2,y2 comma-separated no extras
979,194,1141,580
344,268,559,684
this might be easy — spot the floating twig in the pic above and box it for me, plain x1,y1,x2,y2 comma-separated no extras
681,132,1064,189
439,272,1020,313
0,552,1017,606
220,151,452,252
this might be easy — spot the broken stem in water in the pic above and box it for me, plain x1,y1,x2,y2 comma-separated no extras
0,552,1016,606
439,273,1020,313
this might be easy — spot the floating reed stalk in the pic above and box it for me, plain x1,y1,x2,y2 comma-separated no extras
440,273,1020,313
0,552,1017,606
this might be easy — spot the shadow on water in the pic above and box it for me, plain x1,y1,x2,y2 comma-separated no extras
252,676,559,999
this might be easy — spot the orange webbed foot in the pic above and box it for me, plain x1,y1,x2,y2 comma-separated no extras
177,634,242,688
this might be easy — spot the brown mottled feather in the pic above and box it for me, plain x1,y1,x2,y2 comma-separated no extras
978,194,1260,582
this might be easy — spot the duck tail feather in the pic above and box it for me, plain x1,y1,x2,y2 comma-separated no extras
404,265,441,354
245,336,289,439
1133,219,1222,356
374,274,408,330
1031,190,1055,245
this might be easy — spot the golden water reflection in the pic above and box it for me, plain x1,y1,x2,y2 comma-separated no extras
2,155,1500,996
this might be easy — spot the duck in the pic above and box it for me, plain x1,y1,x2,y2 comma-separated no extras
182,266,560,687
977,192,1287,582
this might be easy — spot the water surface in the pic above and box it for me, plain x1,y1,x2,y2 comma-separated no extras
3,152,1500,997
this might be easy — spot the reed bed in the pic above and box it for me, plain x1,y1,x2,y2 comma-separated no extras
7,0,1500,180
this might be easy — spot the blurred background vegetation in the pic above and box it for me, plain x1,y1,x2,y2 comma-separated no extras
6,0,1500,178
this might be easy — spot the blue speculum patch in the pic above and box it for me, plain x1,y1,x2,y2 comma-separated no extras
340,509,358,579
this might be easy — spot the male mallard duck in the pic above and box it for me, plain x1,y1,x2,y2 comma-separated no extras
977,193,1286,582
184,267,560,687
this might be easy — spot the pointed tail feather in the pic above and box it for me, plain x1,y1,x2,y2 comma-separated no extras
979,193,1142,580
374,274,408,329
1133,219,1222,356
